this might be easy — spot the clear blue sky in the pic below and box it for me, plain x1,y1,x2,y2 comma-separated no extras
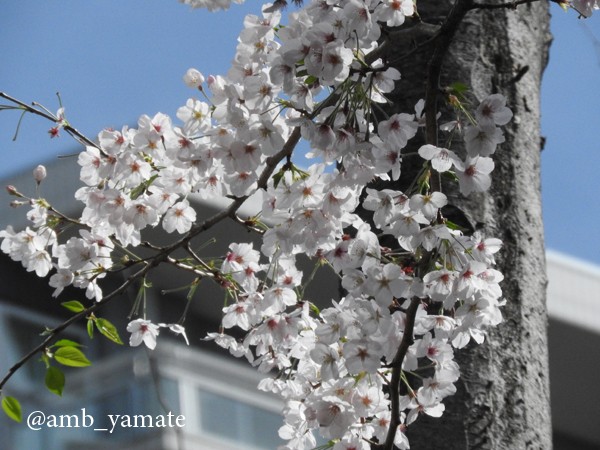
0,1,598,264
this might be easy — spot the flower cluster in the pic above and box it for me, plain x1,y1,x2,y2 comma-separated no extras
1,1,522,448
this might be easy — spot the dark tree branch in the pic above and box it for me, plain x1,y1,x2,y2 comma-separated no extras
380,297,422,450
472,0,538,9
425,0,474,146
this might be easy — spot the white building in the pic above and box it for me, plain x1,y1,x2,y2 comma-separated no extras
0,159,598,449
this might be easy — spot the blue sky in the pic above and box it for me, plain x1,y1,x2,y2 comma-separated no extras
0,1,598,264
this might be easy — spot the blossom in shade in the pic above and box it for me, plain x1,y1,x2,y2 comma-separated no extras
127,319,160,350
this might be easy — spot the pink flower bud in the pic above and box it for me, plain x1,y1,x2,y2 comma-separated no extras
33,165,47,184
6,185,20,196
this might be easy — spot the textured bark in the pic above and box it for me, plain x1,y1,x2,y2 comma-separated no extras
379,1,553,448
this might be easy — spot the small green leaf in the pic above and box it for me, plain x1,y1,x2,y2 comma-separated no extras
61,300,85,313
130,174,158,200
45,366,65,396
53,339,82,348
445,220,465,231
291,165,309,181
87,319,94,339
272,169,285,189
40,353,50,369
54,347,91,368
295,67,307,77
449,81,469,95
309,302,321,316
442,170,459,182
304,75,318,85
2,396,22,422
95,318,123,345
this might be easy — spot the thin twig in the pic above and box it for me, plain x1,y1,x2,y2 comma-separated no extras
0,261,157,391
0,92,102,151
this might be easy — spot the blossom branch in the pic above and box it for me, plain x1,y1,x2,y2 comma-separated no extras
0,123,303,392
380,296,422,450
0,92,101,151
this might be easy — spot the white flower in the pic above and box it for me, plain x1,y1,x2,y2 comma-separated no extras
418,144,461,172
127,319,160,350
409,192,448,221
454,156,495,195
222,301,252,330
375,0,415,27
176,98,211,133
464,124,505,157
162,200,196,234
475,93,512,127
25,249,52,277
183,68,205,88
124,197,159,230
98,126,129,155
49,269,74,297
314,396,355,439
366,263,410,307
378,113,418,149
343,339,383,374
310,343,341,381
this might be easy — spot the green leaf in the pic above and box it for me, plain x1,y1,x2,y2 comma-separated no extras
449,81,469,95
40,353,50,369
2,396,22,423
304,75,318,85
53,339,82,348
129,174,158,200
309,302,321,316
87,319,94,339
445,220,465,231
290,164,309,180
54,346,91,368
441,170,459,182
272,168,285,189
45,366,65,396
95,318,123,345
61,300,85,313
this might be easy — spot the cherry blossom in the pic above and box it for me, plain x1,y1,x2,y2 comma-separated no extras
455,156,495,195
0,1,531,448
162,200,197,234
127,319,160,350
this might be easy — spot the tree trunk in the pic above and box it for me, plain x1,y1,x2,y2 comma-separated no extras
381,1,553,448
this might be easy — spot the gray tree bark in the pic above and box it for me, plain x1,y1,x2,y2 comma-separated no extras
378,1,553,448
